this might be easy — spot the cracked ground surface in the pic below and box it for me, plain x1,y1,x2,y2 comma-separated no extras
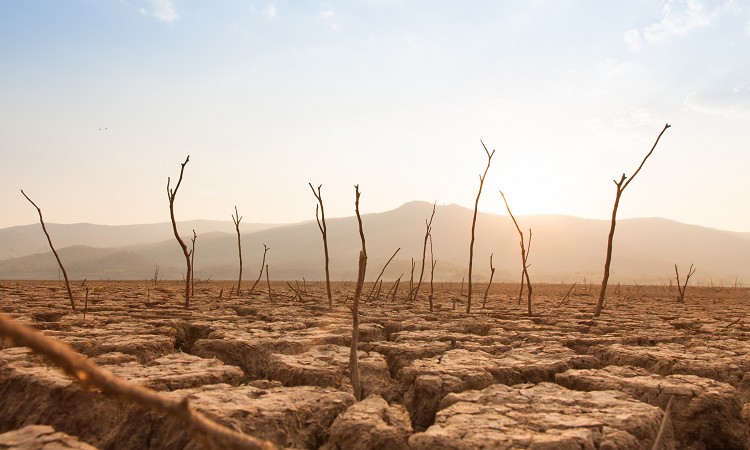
1,280,749,449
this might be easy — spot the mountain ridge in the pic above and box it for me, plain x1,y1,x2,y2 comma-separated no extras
1,201,748,284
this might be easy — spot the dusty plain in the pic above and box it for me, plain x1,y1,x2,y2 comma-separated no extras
1,280,749,449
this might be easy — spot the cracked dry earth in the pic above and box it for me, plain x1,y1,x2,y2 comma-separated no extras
1,281,749,449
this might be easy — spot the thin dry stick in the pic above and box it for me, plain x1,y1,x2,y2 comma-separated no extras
350,185,368,401
366,248,400,301
482,253,496,309
407,259,415,300
167,155,192,308
232,206,243,296
21,190,76,312
309,183,333,310
190,230,197,297
413,202,436,303
386,274,404,302
286,282,301,301
248,245,269,295
83,287,89,324
467,141,495,313
675,263,696,303
651,395,674,450
0,312,278,450
556,282,578,308
429,234,436,312
501,191,533,315
595,124,670,317
265,264,272,302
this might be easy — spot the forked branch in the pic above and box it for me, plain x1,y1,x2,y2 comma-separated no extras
167,155,192,308
594,124,670,317
232,206,243,296
467,140,495,313
413,202,436,303
501,190,533,315
675,263,696,304
248,245,269,295
309,183,333,310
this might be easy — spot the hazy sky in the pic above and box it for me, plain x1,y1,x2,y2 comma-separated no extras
2,0,749,231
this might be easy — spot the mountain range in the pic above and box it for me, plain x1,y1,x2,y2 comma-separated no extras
1,201,748,284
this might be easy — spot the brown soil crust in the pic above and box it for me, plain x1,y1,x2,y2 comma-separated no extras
1,280,749,449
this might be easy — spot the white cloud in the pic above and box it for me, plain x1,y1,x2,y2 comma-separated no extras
684,83,750,118
746,18,750,36
596,57,630,80
137,0,178,24
263,3,277,19
624,0,718,51
623,29,643,52
318,10,338,31
151,0,178,23
643,0,714,42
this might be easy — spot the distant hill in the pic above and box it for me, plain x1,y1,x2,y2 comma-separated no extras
0,220,278,260
1,201,748,284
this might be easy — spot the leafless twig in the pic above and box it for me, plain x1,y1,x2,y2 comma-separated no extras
20,190,76,312
467,141,495,313
0,312,278,450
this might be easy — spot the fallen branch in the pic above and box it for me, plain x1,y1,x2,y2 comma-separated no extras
0,312,278,450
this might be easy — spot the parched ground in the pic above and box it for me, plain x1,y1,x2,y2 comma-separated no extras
1,280,749,449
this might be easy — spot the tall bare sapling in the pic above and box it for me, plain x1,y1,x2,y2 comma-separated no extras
248,244,269,295
167,155,192,308
675,263,696,304
232,206,243,295
467,141,495,313
501,191,532,315
594,124,670,317
20,190,76,312
309,183,333,310
412,202,436,303
350,185,368,400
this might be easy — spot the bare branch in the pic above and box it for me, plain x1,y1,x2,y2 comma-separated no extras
309,182,332,310
0,312,278,450
595,124,670,317
248,245,269,295
167,155,192,308
21,190,76,311
413,201,436,303
467,142,495,313
232,206,243,296
350,185,368,400
366,248,400,301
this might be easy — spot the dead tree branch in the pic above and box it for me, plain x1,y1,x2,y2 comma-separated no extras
167,155,192,308
413,202,436,304
429,234,436,312
595,124,670,317
248,245,269,295
0,312,278,450
675,263,696,304
556,283,577,308
190,230,197,297
482,253,496,309
501,191,532,315
309,183,333,310
351,185,368,401
232,206,243,296
20,190,76,312
467,141,495,313
366,248,400,301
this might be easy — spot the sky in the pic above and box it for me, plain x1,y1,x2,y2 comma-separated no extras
1,0,749,232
